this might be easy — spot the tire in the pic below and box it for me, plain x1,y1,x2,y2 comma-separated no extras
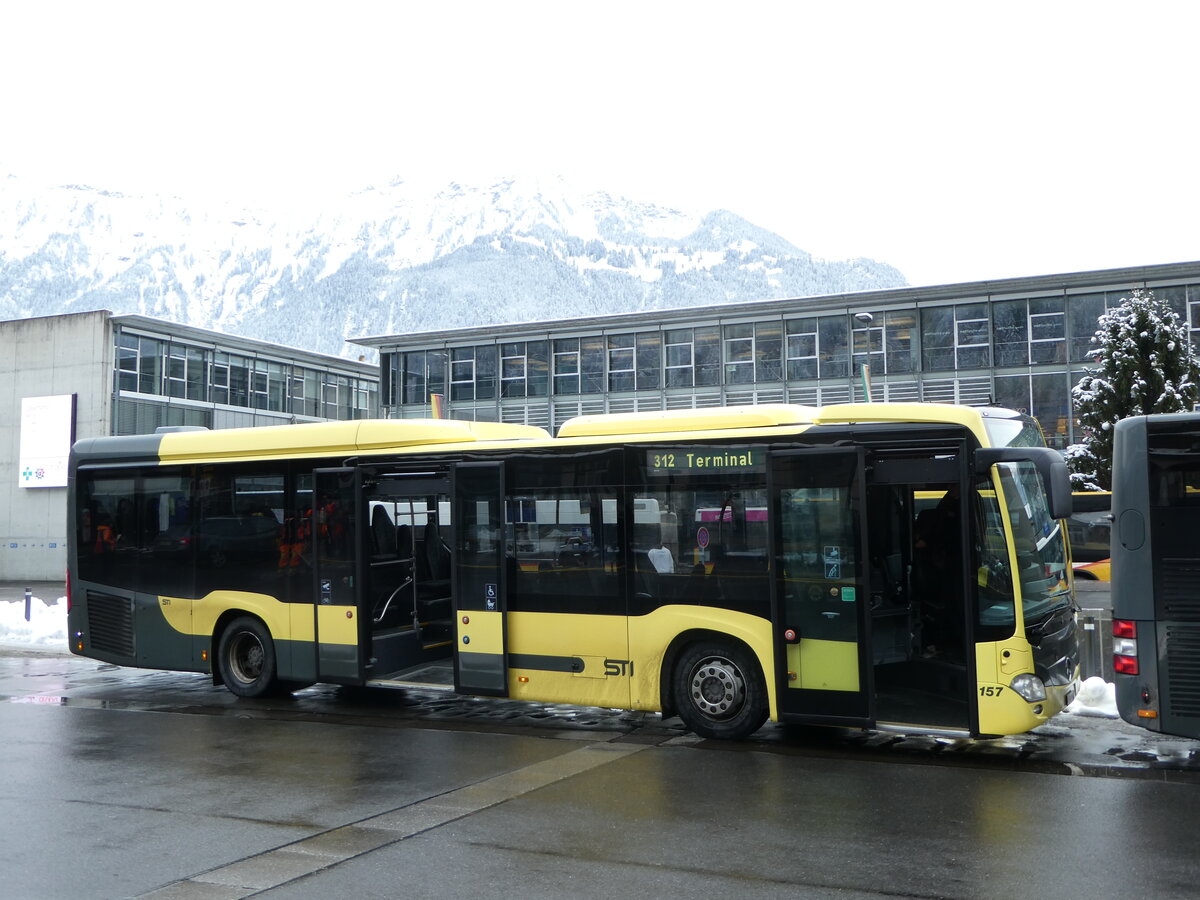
673,641,768,740
217,616,278,698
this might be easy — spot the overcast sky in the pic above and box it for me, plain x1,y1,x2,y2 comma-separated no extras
2,1,1197,287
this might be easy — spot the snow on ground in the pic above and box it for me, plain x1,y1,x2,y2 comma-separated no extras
0,594,68,649
1062,674,1119,718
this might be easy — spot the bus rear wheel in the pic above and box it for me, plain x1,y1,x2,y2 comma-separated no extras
218,616,278,698
673,641,767,740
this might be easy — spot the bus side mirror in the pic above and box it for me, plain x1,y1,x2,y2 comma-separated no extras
974,447,1073,520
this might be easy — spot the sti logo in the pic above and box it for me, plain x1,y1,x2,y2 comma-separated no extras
22,467,46,482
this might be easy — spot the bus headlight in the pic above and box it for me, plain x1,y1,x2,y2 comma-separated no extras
1010,673,1046,702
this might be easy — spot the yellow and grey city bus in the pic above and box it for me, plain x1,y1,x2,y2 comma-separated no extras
1112,412,1200,737
67,403,1079,740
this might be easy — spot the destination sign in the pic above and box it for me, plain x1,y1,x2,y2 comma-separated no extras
646,447,764,475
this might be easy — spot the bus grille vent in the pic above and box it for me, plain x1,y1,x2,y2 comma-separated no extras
86,591,135,657
1165,625,1200,718
1160,559,1200,621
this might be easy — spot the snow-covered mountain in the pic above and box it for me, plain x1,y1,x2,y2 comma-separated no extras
0,174,907,358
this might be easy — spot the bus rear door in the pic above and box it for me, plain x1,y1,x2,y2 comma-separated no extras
769,446,874,727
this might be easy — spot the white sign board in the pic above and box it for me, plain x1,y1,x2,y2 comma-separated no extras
19,394,75,489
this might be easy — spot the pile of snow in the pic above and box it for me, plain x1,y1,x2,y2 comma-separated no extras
0,595,68,649
1063,675,1119,718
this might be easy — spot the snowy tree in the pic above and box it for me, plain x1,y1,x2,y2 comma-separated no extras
1068,289,1200,490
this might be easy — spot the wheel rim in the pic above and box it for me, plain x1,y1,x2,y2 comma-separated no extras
688,655,746,721
228,631,265,685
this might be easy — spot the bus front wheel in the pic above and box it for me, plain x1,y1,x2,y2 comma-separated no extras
673,641,768,740
217,617,278,698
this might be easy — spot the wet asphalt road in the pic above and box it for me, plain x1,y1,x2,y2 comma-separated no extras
3,643,1200,899
4,579,1200,899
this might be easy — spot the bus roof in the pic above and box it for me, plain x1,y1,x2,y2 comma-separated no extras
73,419,550,466
73,402,1006,468
556,402,991,443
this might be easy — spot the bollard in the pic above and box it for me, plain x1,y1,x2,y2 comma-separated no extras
25,587,32,623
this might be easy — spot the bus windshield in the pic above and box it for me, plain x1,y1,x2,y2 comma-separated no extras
995,461,1071,621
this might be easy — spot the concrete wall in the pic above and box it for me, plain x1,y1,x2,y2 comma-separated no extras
0,311,112,580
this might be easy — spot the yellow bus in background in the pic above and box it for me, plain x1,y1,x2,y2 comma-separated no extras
1068,491,1112,581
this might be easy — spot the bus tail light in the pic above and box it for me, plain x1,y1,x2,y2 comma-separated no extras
1113,619,1137,639
1114,654,1139,675
1113,619,1139,674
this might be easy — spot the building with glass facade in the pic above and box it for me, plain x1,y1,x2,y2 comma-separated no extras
110,314,378,433
354,260,1200,449
0,310,378,580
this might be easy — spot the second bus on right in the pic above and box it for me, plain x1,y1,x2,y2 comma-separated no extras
1111,412,1200,738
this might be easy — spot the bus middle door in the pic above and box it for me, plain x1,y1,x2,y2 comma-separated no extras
453,462,510,697
769,446,873,727
312,467,366,684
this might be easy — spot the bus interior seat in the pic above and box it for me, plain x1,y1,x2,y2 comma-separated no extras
632,550,657,600
371,506,398,560
416,517,453,636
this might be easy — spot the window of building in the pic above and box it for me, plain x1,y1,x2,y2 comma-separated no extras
476,345,498,400
1028,297,1066,364
754,321,782,383
500,341,550,399
117,333,139,392
165,343,208,401
553,338,580,395
1187,284,1200,353
502,343,526,398
921,307,954,371
992,300,1028,367
852,315,884,376
1031,371,1070,448
403,351,427,405
955,303,990,369
290,371,315,417
665,329,694,388
227,355,251,407
527,341,548,397
818,315,849,378
210,353,231,404
580,336,605,393
608,334,635,392
116,333,165,395
692,326,720,387
380,352,400,407
884,310,917,374
451,347,478,401
1068,293,1106,362
724,324,755,385
785,318,818,380
636,332,662,390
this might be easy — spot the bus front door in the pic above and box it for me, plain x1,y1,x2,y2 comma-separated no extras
312,467,365,684
453,462,510,697
769,447,874,726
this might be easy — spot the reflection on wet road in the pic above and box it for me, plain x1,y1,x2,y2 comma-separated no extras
4,649,1200,778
